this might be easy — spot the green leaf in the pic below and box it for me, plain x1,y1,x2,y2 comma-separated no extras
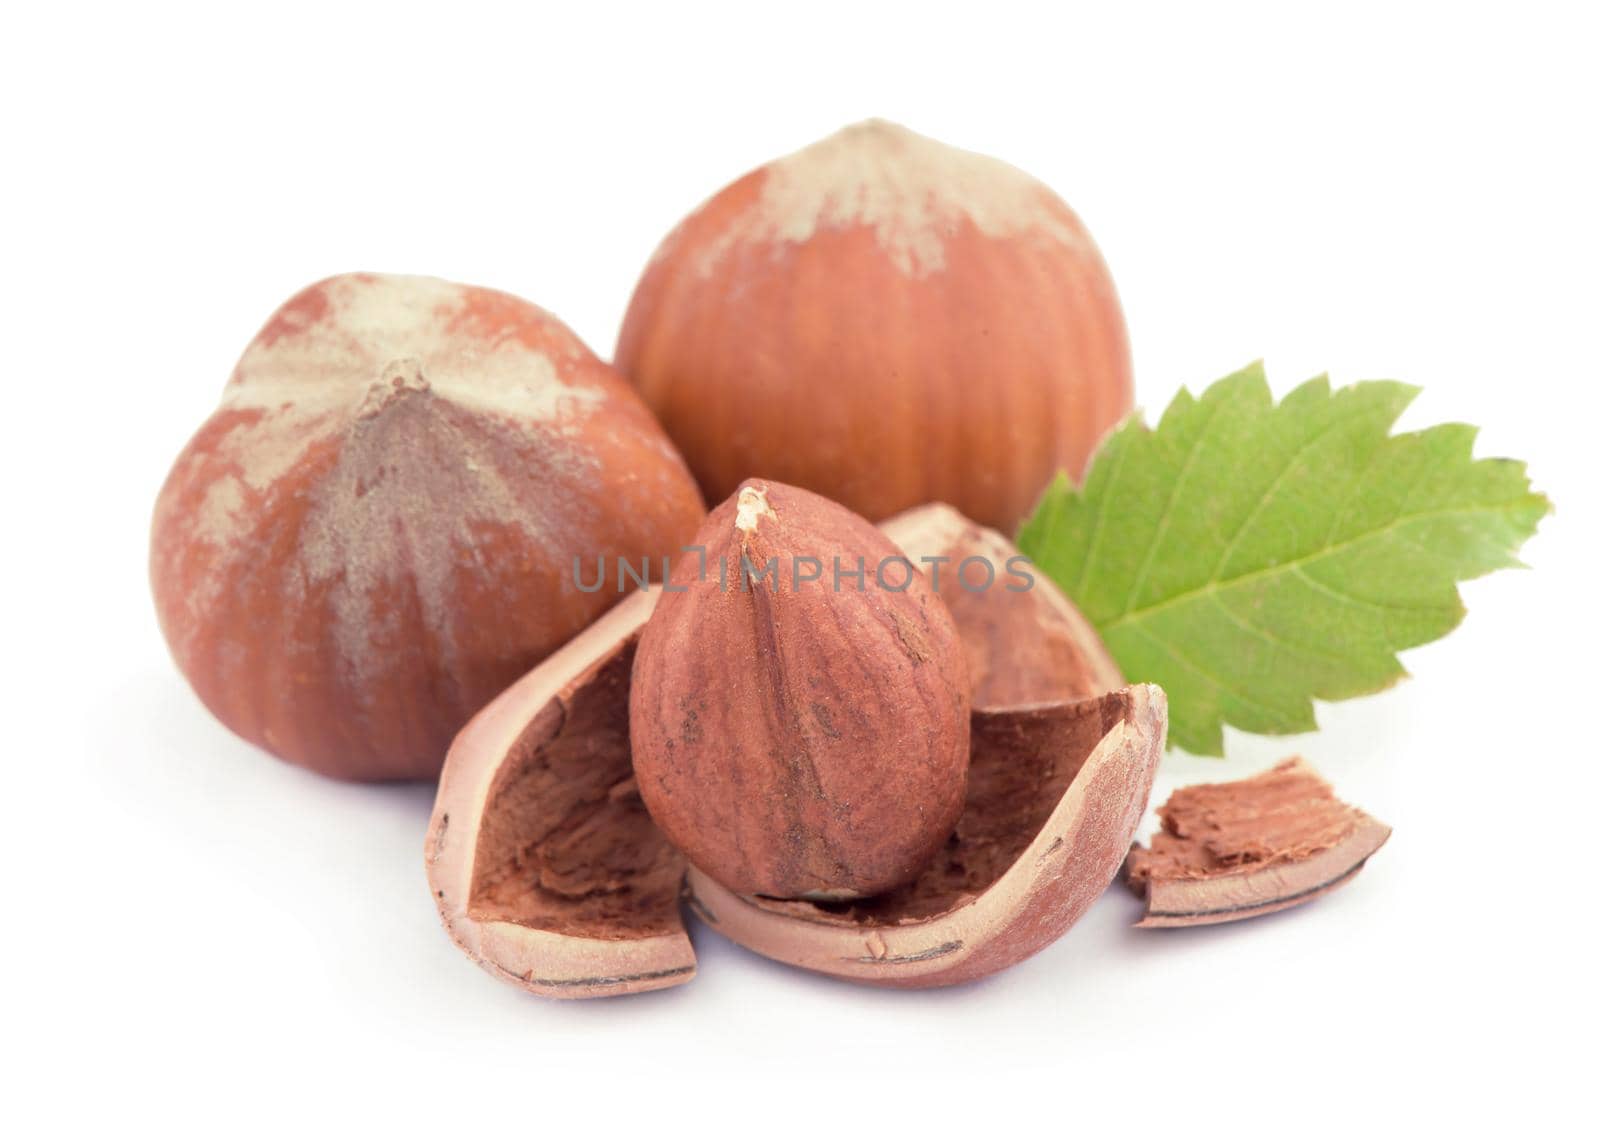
1017,363,1551,755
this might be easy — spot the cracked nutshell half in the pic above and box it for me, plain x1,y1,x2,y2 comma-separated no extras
425,491,1165,997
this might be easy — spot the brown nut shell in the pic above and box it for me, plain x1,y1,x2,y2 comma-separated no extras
685,685,1166,988
1126,757,1391,928
630,480,972,901
425,589,694,999
152,272,705,781
616,119,1133,532
879,503,1122,708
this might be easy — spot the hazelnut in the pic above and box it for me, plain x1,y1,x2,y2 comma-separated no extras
628,479,971,900
616,119,1132,531
151,272,705,781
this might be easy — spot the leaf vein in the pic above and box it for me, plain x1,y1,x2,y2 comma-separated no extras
1208,403,1388,586
1122,621,1292,724
1118,395,1227,618
1208,592,1359,670
1072,432,1134,598
1291,565,1445,614
1099,500,1527,633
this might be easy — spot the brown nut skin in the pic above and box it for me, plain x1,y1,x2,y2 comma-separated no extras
629,479,972,901
151,273,705,782
616,119,1133,532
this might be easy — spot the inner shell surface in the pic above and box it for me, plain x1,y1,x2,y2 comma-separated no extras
755,691,1135,925
466,641,684,937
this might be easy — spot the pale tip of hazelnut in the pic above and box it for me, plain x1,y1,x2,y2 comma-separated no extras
734,484,775,535
358,357,430,417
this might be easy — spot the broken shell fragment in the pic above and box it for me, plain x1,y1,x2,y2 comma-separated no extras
879,503,1123,707
685,685,1166,988
425,589,694,999
1125,757,1391,928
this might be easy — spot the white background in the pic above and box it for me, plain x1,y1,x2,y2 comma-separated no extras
6,2,1596,1133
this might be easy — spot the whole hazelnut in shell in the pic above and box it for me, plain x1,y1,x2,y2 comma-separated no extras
151,273,705,782
615,119,1133,532
629,479,972,900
